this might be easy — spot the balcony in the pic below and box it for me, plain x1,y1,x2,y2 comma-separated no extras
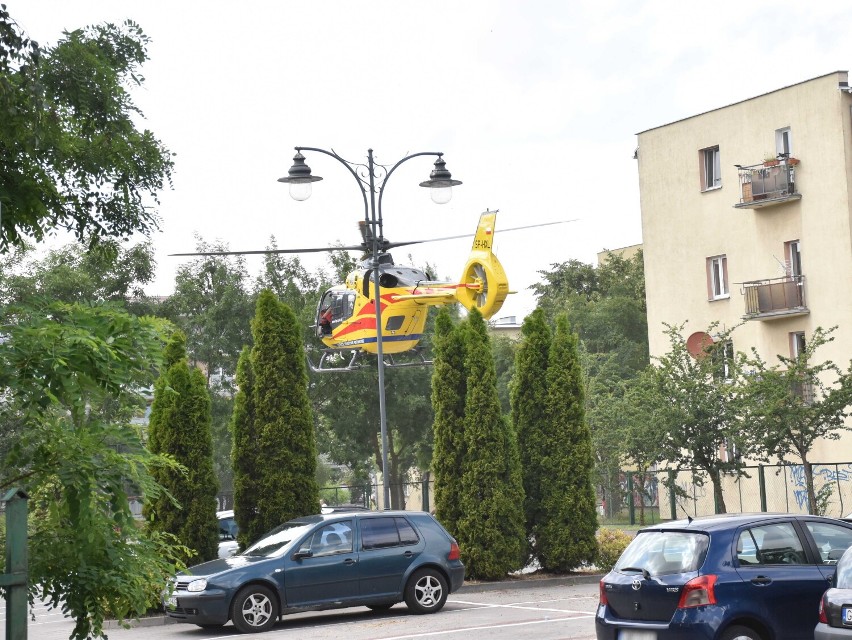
741,275,808,320
734,157,801,209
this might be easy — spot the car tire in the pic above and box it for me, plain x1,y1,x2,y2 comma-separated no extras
367,603,395,611
230,585,278,633
721,625,762,640
404,568,448,614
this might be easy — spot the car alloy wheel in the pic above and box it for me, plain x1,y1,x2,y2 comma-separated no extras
231,585,278,633
405,568,448,614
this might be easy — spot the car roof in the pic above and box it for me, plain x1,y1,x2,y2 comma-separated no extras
641,512,848,532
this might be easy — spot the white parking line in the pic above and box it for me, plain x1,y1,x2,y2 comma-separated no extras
451,599,593,615
363,614,597,640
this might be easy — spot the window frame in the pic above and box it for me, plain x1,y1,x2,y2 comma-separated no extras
700,145,722,191
706,255,729,300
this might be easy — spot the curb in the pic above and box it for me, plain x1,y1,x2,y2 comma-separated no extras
458,573,603,593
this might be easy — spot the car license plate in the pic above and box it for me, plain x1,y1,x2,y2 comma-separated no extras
618,631,656,640
166,595,178,610
843,607,852,624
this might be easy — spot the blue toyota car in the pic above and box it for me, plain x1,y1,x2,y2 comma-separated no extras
165,510,464,633
596,513,852,640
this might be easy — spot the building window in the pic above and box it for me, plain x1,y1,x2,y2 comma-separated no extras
785,240,802,277
712,339,735,381
790,331,806,359
700,146,721,191
776,127,792,157
706,255,729,300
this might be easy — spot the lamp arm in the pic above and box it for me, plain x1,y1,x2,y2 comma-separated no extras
377,151,444,237
295,146,370,227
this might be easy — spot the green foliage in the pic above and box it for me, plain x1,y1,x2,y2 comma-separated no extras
144,331,219,564
0,8,173,251
492,334,517,415
649,323,748,514
431,309,467,536
230,347,259,549
510,309,551,560
239,290,320,544
160,241,254,380
531,252,649,511
741,326,852,514
0,240,155,307
456,308,526,580
0,300,187,640
596,528,633,571
536,315,598,571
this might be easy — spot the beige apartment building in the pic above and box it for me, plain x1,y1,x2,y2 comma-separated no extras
637,70,852,465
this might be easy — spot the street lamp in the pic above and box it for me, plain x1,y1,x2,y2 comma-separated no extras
278,147,462,510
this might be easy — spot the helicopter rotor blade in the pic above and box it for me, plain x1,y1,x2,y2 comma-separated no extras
169,218,578,258
169,244,366,257
382,218,578,250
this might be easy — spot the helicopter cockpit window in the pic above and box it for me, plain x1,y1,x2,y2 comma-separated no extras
318,290,348,336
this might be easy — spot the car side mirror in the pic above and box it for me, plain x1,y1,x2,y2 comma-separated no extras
293,549,313,560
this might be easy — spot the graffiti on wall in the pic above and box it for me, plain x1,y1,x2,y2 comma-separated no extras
789,463,852,511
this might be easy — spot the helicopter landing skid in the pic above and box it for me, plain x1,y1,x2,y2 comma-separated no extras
307,347,433,373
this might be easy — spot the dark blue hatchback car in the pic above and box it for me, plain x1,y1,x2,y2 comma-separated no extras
596,513,852,640
165,510,464,633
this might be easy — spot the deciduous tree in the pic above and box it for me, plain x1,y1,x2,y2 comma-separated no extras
0,9,173,251
742,326,852,514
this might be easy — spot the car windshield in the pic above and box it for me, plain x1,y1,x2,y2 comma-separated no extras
615,530,709,576
242,521,316,557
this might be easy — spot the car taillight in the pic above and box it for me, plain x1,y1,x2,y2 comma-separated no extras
819,592,828,624
447,541,460,561
677,574,718,608
599,579,609,606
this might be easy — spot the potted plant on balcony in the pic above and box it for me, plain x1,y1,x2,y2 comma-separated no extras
786,156,800,166
764,153,780,167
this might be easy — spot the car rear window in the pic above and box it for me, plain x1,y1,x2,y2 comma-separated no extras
361,516,420,550
615,530,709,576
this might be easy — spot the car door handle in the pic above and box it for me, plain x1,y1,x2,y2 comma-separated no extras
343,558,357,566
403,551,414,558
751,575,772,585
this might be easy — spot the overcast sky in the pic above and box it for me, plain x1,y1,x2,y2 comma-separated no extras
11,1,852,319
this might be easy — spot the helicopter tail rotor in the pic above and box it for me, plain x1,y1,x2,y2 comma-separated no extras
455,211,510,318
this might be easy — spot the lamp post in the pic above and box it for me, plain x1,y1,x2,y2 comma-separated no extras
278,147,461,510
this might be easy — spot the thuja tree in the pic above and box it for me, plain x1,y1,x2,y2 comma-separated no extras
431,309,467,537
537,315,598,571
456,308,526,579
510,308,552,562
230,346,259,549
238,290,320,543
144,331,219,563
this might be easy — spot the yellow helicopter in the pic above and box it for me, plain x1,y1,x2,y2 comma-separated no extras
174,211,573,371
315,210,506,362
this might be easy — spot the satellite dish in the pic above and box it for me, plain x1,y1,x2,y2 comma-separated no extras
686,332,714,359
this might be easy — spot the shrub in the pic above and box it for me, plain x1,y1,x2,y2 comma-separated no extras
596,528,633,571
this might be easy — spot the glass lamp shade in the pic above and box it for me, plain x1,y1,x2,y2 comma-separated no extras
289,182,313,202
429,186,453,205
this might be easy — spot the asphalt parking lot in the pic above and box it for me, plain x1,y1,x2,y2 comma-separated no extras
10,576,601,640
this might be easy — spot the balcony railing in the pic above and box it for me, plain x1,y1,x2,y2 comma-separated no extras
735,157,801,209
741,275,808,319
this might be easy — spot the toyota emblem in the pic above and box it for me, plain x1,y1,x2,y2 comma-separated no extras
631,577,642,591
